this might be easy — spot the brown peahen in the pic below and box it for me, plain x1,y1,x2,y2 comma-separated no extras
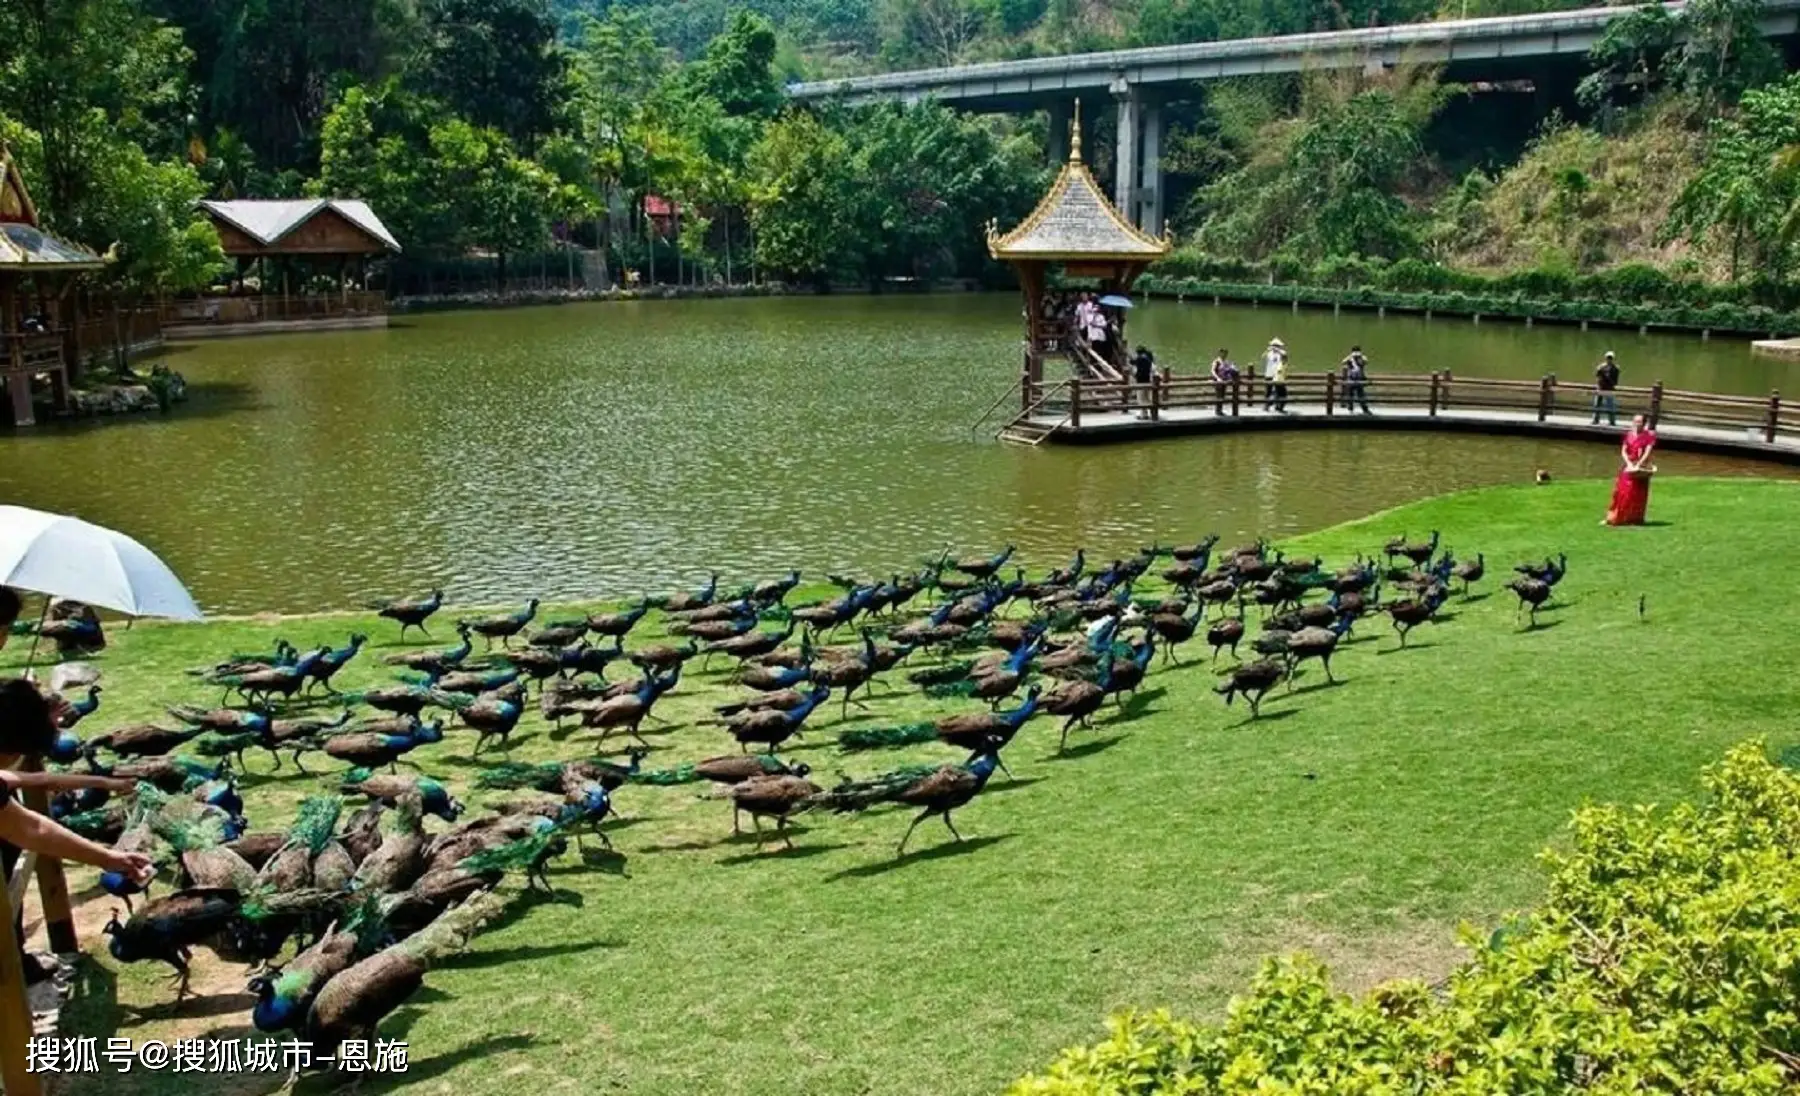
810,736,1007,855
462,599,540,650
367,590,446,642
350,792,429,894
722,774,822,850
1206,616,1245,663
1507,577,1552,626
1215,659,1287,718
382,623,474,675
1042,659,1112,750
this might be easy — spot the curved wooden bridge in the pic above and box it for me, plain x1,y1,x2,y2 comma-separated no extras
988,371,1800,463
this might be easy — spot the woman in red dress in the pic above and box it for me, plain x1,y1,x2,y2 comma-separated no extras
1605,415,1657,526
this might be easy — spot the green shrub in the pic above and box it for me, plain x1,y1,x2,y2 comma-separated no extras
1011,742,1800,1096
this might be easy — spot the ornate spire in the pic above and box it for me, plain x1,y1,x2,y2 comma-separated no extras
1069,100,1083,164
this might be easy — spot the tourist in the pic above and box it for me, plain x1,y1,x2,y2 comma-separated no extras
1592,351,1621,426
1340,345,1373,415
1131,346,1156,418
1209,349,1235,415
0,678,151,984
1604,415,1657,526
1261,339,1287,410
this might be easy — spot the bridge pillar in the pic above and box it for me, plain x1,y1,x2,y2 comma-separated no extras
1140,101,1164,235
1113,83,1141,226
1047,101,1071,165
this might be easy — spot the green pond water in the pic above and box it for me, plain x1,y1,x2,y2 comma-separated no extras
0,293,1791,614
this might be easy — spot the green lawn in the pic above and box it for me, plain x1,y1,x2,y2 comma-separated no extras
34,476,1800,1096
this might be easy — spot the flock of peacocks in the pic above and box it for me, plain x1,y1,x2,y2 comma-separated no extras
28,532,1569,1073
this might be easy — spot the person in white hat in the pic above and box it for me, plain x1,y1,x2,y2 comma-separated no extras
1262,338,1287,411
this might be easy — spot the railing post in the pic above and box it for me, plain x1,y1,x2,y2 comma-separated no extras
1766,390,1781,444
1649,380,1663,429
1150,371,1163,422
1069,377,1082,429
0,869,42,1096
1230,377,1241,418
1428,371,1440,417
1538,375,1553,422
16,762,73,954
1440,370,1451,411
1325,372,1337,416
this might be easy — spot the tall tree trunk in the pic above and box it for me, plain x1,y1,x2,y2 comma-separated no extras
724,208,733,285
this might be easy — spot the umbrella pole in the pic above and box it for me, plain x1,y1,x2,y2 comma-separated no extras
20,601,48,679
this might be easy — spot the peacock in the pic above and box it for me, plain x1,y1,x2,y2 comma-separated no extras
350,792,429,894
1451,553,1486,596
812,736,1007,855
1507,576,1553,626
718,684,830,753
475,747,648,796
950,545,1016,580
382,623,473,675
1043,659,1113,750
212,648,327,707
189,640,296,680
461,599,540,650
1215,659,1287,718
1103,635,1156,704
87,753,226,795
586,598,651,642
306,634,367,695
56,684,102,729
167,704,273,737
1514,552,1568,588
368,589,446,642
749,569,803,606
83,722,207,761
629,640,699,675
431,684,524,756
635,755,811,832
720,774,822,850
576,666,680,748
1385,584,1449,647
341,770,462,822
1283,617,1352,687
246,908,375,1035
293,719,445,774
256,795,356,894
527,621,589,649
301,893,505,1065
661,573,721,614
407,665,521,696
103,887,242,1000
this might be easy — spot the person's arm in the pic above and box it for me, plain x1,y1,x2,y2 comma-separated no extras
0,797,154,881
2,771,134,793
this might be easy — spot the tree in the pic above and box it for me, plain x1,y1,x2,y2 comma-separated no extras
747,111,858,283
683,11,782,119
428,119,557,287
410,0,568,150
1668,73,1800,280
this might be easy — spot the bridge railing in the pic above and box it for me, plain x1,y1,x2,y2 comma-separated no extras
1059,372,1794,444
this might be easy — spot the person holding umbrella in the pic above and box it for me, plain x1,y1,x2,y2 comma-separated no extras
0,506,200,984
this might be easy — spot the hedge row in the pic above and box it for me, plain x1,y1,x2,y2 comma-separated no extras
1154,252,1800,313
1010,742,1800,1095
1138,275,1800,337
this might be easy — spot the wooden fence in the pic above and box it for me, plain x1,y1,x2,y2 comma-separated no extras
1046,371,1800,444
160,291,388,327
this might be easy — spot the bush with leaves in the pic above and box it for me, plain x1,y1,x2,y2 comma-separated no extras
1012,742,1800,1095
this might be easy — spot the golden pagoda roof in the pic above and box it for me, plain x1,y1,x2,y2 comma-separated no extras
987,106,1170,263
0,148,103,272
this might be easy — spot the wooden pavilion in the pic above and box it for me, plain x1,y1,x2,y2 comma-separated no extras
170,198,400,336
0,150,106,426
987,105,1170,413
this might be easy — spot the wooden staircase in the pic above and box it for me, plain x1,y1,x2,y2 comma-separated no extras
994,380,1071,446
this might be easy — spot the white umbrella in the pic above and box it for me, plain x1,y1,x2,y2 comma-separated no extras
0,506,202,621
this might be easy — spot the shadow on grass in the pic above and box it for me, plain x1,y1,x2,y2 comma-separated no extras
981,776,1046,796
825,833,1014,881
1234,708,1300,728
1376,642,1437,655
121,988,256,1026
575,846,631,875
487,886,585,932
718,840,851,866
1522,619,1564,633
1462,592,1493,603
1049,736,1125,760
443,939,622,970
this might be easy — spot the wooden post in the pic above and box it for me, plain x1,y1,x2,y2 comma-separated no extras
1021,356,1034,415
1766,390,1781,444
1325,372,1337,416
17,761,73,954
1230,377,1241,418
1649,381,1663,429
0,872,42,1096
1441,370,1452,411
1069,378,1082,429
1538,375,1553,422
1428,372,1440,417
1150,371,1163,422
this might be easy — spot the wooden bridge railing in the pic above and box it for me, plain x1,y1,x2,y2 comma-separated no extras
160,291,388,327
1058,372,1796,445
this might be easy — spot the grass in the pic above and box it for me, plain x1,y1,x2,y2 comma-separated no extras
30,476,1800,1096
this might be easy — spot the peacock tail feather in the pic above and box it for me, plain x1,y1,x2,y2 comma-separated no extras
837,722,936,751
810,764,938,813
907,661,973,687
394,891,507,965
341,891,390,954
194,731,259,758
922,679,980,699
241,886,339,923
630,763,698,786
339,767,375,789
473,761,564,791
455,829,561,877
62,806,120,838
286,795,343,856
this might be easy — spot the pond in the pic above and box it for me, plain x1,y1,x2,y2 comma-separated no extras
0,293,1789,614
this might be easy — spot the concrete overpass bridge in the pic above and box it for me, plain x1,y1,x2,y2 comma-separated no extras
790,1,1800,234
